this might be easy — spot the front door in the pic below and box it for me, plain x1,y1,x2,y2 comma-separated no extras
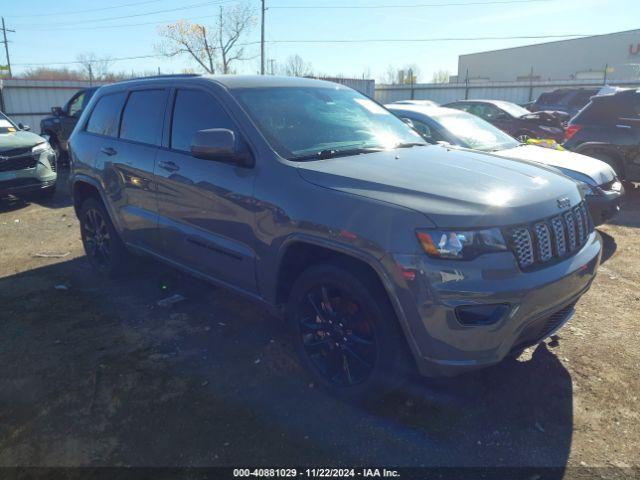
155,88,258,293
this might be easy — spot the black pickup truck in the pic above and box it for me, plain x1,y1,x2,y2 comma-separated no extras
40,87,98,161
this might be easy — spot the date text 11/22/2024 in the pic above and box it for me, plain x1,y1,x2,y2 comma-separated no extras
233,468,400,478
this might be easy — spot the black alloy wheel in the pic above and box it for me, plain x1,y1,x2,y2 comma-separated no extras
299,283,377,387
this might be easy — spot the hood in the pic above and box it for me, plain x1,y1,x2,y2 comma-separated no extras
0,130,47,152
295,145,583,228
495,145,616,186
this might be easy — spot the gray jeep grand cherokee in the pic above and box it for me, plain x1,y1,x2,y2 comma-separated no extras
69,75,601,399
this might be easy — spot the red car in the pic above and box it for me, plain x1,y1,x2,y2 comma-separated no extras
443,99,566,143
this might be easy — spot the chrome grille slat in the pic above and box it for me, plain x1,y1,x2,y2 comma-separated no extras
550,216,566,256
534,222,553,262
564,211,577,251
574,206,585,244
508,201,592,270
512,227,534,268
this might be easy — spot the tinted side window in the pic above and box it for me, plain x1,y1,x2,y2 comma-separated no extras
171,89,236,152
86,92,127,137
120,89,167,146
68,92,86,117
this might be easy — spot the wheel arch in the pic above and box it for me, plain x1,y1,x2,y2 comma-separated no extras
71,176,123,233
273,236,422,372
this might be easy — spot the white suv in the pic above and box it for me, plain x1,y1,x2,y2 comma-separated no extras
0,111,57,200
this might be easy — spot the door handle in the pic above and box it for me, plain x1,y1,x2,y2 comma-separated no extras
159,160,180,173
101,147,117,156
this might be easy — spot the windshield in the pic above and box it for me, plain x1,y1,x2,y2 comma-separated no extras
432,110,520,151
0,112,18,134
494,101,531,118
233,87,426,160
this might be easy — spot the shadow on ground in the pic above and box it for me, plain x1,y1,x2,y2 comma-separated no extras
0,255,573,471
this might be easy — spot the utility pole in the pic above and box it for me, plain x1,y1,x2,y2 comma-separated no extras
1,17,14,78
260,0,265,75
269,58,275,75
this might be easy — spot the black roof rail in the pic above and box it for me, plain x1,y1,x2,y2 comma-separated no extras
114,73,201,83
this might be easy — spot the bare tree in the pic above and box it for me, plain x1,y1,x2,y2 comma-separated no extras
380,64,398,84
284,54,313,77
156,3,255,74
431,69,451,84
217,4,255,74
76,52,112,82
157,20,217,73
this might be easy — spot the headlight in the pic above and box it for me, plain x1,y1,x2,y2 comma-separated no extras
610,180,623,192
577,181,597,197
32,142,52,155
416,228,507,260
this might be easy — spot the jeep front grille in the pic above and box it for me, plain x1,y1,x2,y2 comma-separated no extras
506,201,593,270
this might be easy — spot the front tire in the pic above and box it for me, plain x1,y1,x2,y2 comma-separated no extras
79,197,130,277
286,264,412,402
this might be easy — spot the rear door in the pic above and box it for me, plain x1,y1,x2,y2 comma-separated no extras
86,88,168,249
154,87,258,293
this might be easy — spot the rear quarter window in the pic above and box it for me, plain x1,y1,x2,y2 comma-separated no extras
85,92,127,137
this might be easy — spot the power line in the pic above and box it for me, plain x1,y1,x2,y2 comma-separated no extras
6,0,169,18
11,33,600,66
21,14,220,32
269,0,550,9
265,33,595,44
12,0,234,27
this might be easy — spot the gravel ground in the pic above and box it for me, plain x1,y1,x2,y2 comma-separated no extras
0,170,639,471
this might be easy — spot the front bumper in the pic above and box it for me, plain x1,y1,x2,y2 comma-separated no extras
0,151,57,196
586,186,624,226
390,231,601,377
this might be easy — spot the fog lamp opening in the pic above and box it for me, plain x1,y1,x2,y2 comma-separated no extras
455,304,511,326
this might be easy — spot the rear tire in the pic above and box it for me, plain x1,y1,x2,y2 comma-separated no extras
79,197,130,277
286,264,413,402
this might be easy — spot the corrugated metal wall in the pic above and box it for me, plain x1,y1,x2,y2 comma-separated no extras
375,78,640,105
0,79,104,131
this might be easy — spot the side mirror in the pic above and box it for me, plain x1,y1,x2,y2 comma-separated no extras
18,123,31,131
51,106,64,116
191,128,253,167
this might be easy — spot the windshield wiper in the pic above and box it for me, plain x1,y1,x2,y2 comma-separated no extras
290,147,384,161
394,142,428,149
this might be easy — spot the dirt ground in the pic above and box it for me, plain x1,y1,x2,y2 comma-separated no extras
0,169,639,471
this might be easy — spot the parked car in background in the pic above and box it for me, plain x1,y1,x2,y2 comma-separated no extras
563,88,640,182
392,99,439,107
69,75,601,400
387,104,624,225
444,99,566,143
40,87,98,161
0,111,57,199
529,88,599,118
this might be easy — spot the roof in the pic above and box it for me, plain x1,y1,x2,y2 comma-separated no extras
386,104,457,117
459,28,640,58
112,74,344,90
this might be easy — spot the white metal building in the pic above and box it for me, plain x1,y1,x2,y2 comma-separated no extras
458,29,640,82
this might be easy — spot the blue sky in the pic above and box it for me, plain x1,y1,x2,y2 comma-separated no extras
3,0,640,81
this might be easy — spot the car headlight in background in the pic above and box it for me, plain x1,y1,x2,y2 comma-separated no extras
32,142,53,156
416,228,507,260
